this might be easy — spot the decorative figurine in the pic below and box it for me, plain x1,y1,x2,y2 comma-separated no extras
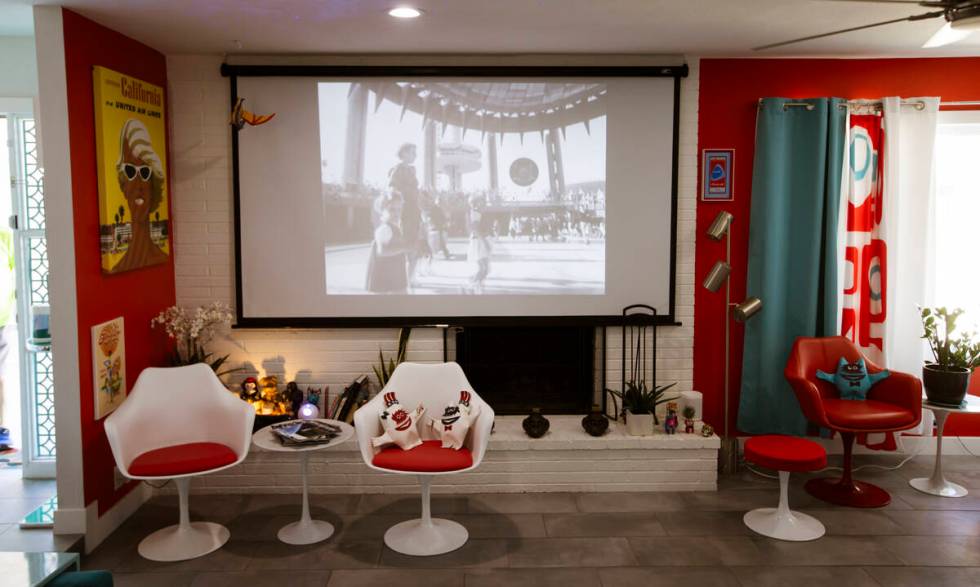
522,408,550,438
239,376,259,404
581,404,609,437
700,422,714,438
664,401,679,435
306,387,322,407
683,405,696,434
256,375,287,415
286,381,304,415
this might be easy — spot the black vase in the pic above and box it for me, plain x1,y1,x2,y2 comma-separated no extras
581,405,609,437
923,364,971,407
522,408,550,438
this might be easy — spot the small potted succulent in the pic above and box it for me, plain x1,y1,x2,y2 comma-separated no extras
920,307,980,407
606,381,677,436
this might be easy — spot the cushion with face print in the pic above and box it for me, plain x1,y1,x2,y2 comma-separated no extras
816,357,890,401
429,390,480,450
372,391,425,450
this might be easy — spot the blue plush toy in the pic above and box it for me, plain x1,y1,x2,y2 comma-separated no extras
816,357,889,400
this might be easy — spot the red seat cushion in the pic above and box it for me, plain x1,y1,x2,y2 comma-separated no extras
824,399,917,431
744,435,827,472
129,442,238,477
372,440,473,473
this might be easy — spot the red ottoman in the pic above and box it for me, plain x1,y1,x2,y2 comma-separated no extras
743,435,827,541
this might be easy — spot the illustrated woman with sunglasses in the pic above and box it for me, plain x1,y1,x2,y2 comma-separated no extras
110,119,168,273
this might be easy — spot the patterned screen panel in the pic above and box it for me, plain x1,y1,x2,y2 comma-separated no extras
21,118,55,459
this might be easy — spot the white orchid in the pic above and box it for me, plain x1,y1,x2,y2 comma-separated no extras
151,302,235,373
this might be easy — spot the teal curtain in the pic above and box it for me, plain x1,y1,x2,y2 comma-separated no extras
738,98,845,435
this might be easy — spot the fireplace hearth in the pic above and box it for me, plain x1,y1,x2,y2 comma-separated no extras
455,326,596,415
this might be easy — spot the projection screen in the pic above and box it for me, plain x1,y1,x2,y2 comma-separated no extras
229,66,683,326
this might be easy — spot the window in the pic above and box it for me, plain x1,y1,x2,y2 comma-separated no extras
934,111,980,331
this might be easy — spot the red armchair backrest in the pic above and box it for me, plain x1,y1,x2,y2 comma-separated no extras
784,336,887,427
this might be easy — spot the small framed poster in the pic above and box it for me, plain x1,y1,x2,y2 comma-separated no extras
701,149,734,201
92,317,126,420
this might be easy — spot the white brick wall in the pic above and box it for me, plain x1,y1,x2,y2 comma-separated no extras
166,55,702,491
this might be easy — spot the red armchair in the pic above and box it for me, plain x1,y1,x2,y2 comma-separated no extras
784,336,921,507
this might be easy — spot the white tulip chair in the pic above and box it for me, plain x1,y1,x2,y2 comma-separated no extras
105,363,255,561
354,362,494,556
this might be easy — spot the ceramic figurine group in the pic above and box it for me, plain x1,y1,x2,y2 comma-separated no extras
238,376,324,417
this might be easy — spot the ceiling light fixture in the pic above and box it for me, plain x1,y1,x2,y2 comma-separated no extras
388,6,423,19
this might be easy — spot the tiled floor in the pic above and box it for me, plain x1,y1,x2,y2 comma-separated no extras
82,455,980,586
0,467,68,552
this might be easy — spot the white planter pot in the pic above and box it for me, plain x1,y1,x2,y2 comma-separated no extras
625,411,654,436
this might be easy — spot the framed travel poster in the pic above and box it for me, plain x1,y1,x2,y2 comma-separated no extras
92,317,126,420
701,149,734,201
92,66,170,274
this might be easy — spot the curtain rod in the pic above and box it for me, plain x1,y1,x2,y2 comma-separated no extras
758,99,980,112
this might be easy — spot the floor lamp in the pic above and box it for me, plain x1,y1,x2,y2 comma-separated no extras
702,211,762,474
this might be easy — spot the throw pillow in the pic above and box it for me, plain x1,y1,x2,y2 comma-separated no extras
429,390,480,450
816,357,890,401
372,391,425,450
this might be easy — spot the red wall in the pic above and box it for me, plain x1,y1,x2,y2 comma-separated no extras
62,8,176,513
695,57,980,437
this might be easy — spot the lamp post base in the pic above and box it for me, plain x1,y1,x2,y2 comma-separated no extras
719,437,739,475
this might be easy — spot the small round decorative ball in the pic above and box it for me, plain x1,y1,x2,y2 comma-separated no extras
522,408,550,439
298,402,318,420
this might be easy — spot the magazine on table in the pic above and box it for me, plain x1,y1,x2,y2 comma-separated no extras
271,420,342,446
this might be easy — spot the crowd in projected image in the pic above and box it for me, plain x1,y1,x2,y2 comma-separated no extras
319,80,607,295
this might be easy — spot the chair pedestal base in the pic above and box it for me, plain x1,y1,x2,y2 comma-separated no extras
384,518,468,556
805,477,891,508
278,519,335,545
743,507,825,542
138,521,229,561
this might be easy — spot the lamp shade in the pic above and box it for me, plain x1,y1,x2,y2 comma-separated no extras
733,297,763,322
706,211,733,241
702,261,731,292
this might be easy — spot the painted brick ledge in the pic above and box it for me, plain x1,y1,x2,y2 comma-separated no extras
168,416,719,495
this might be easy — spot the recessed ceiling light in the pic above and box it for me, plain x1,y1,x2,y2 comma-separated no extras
388,6,423,19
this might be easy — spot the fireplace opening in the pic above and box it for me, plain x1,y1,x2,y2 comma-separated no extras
455,325,596,415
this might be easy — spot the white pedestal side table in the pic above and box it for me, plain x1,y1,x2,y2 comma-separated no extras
252,418,354,544
909,395,980,498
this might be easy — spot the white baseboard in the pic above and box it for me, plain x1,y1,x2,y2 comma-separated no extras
53,507,86,536
83,483,151,553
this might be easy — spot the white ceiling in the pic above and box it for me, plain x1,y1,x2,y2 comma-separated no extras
5,0,980,56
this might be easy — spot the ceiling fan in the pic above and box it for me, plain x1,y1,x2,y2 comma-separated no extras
753,0,980,50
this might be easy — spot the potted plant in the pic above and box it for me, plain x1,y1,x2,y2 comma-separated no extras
373,327,412,388
606,381,678,436
151,302,236,377
920,307,980,407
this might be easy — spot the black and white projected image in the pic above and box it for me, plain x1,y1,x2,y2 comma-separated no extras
319,81,606,295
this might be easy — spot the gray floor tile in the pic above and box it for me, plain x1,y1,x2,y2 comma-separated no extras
506,537,636,568
864,566,980,587
796,509,904,535
246,539,381,570
189,570,330,587
112,540,254,574
543,512,666,537
466,567,602,587
379,538,509,569
657,511,753,536
358,494,468,515
755,535,905,566
627,536,766,566
683,488,821,512
879,535,980,566
467,493,578,514
598,567,741,587
731,566,879,587
574,492,687,513
329,569,463,587
885,510,980,535
0,497,50,523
